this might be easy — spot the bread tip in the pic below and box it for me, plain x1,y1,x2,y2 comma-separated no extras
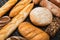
9,13,13,17
30,3,34,6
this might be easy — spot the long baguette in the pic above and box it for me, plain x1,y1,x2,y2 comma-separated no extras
0,3,34,40
9,0,31,17
50,0,60,7
0,0,17,17
40,0,60,17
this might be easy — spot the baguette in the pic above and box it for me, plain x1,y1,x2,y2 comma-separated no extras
40,0,60,17
9,0,31,17
0,3,34,40
0,0,17,17
18,22,49,40
50,0,60,7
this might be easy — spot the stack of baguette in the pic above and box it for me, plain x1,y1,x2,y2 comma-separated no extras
0,0,34,40
0,0,17,17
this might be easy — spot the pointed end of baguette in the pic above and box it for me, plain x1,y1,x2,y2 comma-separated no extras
25,3,34,13
30,3,34,6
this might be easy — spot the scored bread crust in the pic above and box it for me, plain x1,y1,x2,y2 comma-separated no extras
18,22,50,40
0,3,34,40
0,0,18,17
40,0,60,17
50,0,60,7
9,0,31,17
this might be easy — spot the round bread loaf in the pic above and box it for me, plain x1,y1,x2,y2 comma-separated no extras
30,7,53,26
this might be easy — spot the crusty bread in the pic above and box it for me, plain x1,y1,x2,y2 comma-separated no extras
50,0,60,7
0,3,34,40
9,0,31,17
0,0,17,17
40,0,60,17
33,0,40,4
30,7,52,26
18,22,49,40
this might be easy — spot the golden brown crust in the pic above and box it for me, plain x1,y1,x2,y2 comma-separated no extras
33,0,40,4
40,0,60,17
50,0,60,7
18,22,50,40
0,0,17,17
0,3,34,40
9,0,31,17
